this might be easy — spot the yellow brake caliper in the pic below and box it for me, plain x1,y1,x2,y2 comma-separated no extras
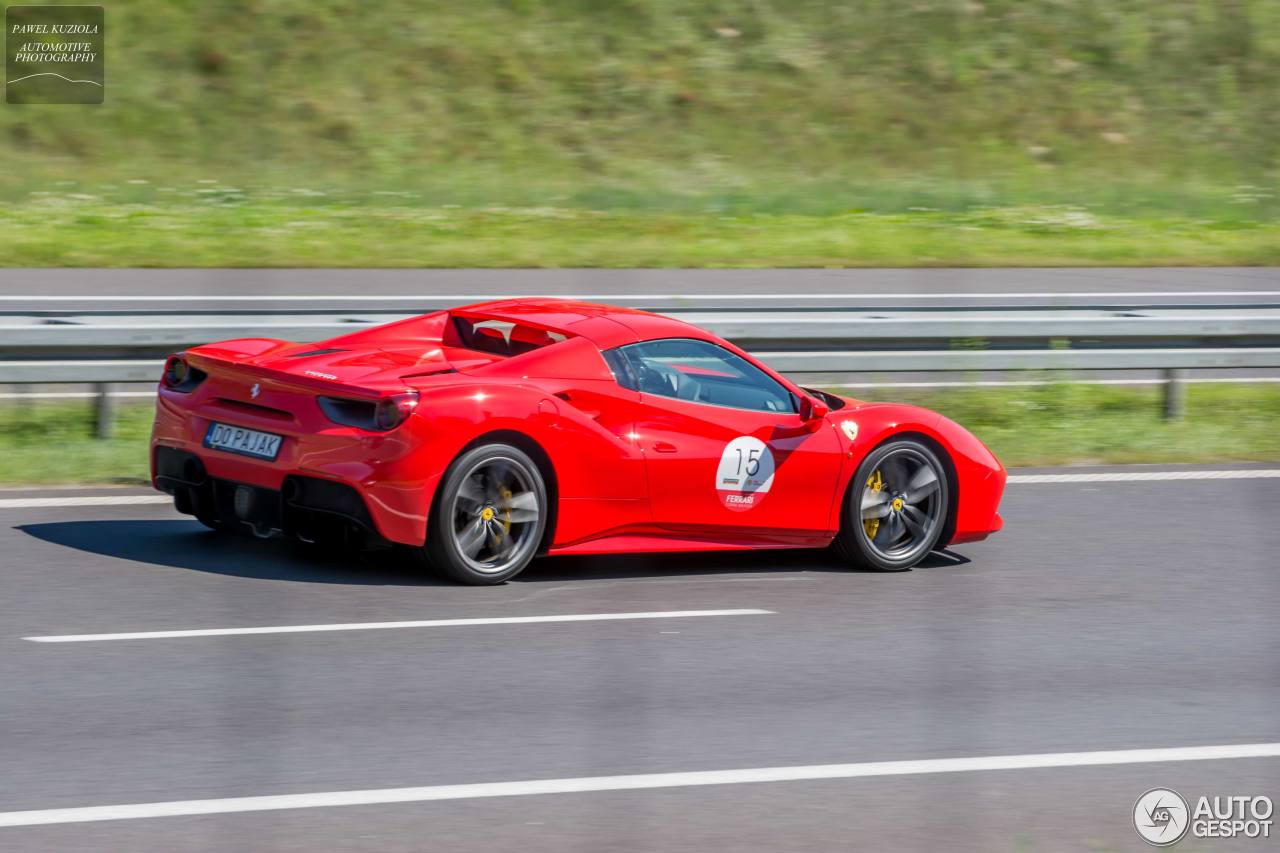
498,486,514,539
863,469,883,539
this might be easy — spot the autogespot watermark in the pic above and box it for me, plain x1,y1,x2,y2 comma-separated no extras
1134,788,1273,846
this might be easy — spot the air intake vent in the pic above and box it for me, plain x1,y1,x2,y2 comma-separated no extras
287,348,347,358
402,366,456,379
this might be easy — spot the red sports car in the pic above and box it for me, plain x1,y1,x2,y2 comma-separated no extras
151,299,1004,584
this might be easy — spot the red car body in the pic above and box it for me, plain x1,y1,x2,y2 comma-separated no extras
152,299,1003,565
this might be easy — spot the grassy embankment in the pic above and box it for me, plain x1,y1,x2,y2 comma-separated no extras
0,1,1277,266
2,384,1277,485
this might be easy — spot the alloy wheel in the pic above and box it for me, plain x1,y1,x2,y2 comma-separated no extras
858,447,944,560
448,455,542,574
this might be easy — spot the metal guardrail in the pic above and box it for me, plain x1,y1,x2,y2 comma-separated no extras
3,308,1280,350
0,361,164,383
5,348,1280,384
762,347,1280,372
2,304,1279,433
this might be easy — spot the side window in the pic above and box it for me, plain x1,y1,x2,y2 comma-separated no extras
607,339,796,414
601,348,637,390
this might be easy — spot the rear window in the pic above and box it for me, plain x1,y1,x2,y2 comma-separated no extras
450,316,568,357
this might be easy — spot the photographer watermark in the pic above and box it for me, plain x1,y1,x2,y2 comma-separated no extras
1134,788,1273,845
6,5,103,104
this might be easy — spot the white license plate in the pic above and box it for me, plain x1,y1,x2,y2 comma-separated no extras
203,422,283,460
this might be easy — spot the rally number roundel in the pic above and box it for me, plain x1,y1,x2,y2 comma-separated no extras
715,436,775,512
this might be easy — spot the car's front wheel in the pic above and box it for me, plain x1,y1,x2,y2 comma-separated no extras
834,438,949,571
422,443,548,584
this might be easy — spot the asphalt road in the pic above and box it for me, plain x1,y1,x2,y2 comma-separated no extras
0,468,1277,850
1,267,1279,312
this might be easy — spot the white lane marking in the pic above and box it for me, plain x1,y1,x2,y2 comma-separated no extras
23,609,774,643
3,469,1278,508
2,468,1277,509
0,495,170,509
1008,470,1280,484
0,291,1277,302
0,484,142,492
0,742,1275,828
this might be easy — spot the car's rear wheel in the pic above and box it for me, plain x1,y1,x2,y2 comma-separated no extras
834,439,949,571
423,443,547,584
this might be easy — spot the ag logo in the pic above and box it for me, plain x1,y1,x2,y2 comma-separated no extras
715,436,775,512
1134,788,1190,846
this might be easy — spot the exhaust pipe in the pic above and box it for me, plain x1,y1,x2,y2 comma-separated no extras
233,484,276,539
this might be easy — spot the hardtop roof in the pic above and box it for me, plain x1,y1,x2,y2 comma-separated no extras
452,298,707,347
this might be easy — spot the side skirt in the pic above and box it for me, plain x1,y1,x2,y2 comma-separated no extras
548,532,834,557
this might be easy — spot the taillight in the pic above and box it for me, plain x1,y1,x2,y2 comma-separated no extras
319,391,418,431
375,392,419,430
163,356,187,387
161,355,206,392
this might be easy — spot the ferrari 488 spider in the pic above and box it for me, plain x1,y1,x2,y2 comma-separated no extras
152,299,1004,583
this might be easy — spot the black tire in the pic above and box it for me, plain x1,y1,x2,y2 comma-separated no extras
833,438,950,571
421,443,548,585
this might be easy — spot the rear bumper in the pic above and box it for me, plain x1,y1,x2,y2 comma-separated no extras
151,391,436,545
154,446,388,543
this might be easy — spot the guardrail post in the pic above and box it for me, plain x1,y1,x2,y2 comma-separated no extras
1162,369,1185,420
94,383,116,439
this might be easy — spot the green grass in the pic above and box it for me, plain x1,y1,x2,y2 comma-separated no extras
875,382,1280,467
3,199,1279,267
0,402,154,485
2,384,1278,485
0,1,1277,265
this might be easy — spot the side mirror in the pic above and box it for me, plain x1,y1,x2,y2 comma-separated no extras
800,395,830,422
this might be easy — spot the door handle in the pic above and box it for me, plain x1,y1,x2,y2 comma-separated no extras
652,441,678,453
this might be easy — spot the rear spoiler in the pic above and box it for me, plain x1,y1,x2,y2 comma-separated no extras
183,340,390,399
